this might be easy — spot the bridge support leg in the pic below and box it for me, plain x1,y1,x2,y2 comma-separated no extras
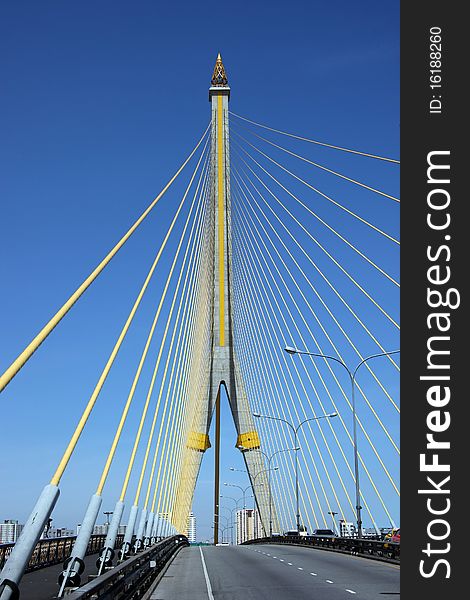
0,484,59,600
57,493,102,597
120,504,139,561
143,512,155,548
150,514,161,541
134,508,147,552
96,499,125,575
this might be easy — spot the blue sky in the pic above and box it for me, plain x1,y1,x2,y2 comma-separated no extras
0,1,399,542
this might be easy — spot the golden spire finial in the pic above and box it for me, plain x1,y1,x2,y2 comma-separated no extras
211,53,228,87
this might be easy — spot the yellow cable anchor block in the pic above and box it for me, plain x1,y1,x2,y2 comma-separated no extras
187,432,211,453
236,430,261,450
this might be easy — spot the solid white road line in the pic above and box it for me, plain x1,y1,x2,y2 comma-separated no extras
199,547,215,600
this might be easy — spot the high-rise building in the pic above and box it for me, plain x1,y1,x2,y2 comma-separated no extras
236,509,263,544
0,520,24,544
186,512,196,543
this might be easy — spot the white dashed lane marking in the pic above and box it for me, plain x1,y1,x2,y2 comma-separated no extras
253,550,358,594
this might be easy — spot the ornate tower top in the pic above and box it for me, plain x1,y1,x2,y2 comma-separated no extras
211,53,228,87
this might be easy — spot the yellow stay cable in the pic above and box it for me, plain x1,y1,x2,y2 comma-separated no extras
234,188,400,513
233,134,400,244
160,214,210,532
234,238,348,525
234,226,382,526
234,205,378,526
229,111,400,164
234,179,401,437
233,126,400,202
119,143,210,503
93,145,210,496
48,142,208,487
232,257,307,528
234,170,401,381
233,247,331,527
236,150,400,291
141,166,209,511
166,238,212,532
0,124,210,394
232,257,304,530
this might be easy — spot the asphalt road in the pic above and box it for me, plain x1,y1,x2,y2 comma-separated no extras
151,543,400,600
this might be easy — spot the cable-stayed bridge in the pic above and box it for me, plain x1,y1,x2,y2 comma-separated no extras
0,55,399,599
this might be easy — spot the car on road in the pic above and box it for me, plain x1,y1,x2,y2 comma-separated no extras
383,528,400,549
390,528,400,543
311,529,336,538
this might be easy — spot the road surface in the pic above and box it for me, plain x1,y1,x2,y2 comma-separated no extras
151,543,400,599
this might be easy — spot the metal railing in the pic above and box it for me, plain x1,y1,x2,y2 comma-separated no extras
0,534,125,573
66,535,188,600
243,535,400,562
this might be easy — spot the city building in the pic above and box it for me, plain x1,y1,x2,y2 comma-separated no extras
236,509,263,544
339,521,356,537
186,512,196,543
0,520,24,544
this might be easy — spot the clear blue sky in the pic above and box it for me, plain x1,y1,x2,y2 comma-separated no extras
0,1,399,542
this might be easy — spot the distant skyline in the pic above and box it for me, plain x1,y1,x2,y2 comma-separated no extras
1,1,399,543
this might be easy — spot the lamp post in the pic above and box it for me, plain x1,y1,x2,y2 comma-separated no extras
223,483,260,510
253,411,337,534
327,511,339,535
220,495,244,545
223,483,262,543
248,448,300,537
284,345,399,538
229,466,278,538
220,506,235,544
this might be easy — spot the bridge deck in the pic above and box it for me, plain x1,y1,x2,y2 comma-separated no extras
152,544,400,600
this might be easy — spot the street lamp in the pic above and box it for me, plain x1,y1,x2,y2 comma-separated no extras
284,345,399,538
223,482,261,509
228,465,277,538
223,483,263,543
250,448,300,537
220,495,244,545
253,411,337,533
327,511,339,535
220,506,236,544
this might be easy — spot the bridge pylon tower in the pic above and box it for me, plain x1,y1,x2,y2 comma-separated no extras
173,55,279,542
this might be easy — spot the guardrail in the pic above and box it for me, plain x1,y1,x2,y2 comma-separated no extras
242,535,400,563
66,535,188,600
0,534,125,573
